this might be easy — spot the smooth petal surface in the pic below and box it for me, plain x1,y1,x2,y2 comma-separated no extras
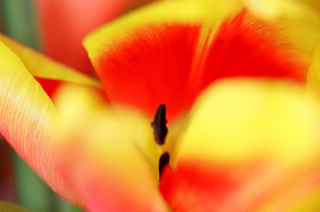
84,0,241,120
85,0,308,121
53,85,167,211
0,41,80,204
160,78,320,211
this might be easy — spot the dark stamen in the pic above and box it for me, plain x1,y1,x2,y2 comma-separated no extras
158,152,170,178
151,104,168,145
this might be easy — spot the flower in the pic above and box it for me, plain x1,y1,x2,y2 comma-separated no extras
1,0,320,211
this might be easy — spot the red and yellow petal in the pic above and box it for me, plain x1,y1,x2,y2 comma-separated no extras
84,0,241,120
160,78,320,211
243,0,320,95
85,0,308,121
0,34,100,96
185,9,308,111
0,41,81,204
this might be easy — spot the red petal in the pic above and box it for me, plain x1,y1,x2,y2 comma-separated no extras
95,24,200,120
197,11,306,91
92,11,306,120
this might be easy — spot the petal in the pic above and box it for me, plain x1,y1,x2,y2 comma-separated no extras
53,85,167,211
0,41,80,204
243,0,320,20
85,0,307,120
243,0,320,94
35,0,134,74
160,78,320,210
84,0,241,120
0,34,100,87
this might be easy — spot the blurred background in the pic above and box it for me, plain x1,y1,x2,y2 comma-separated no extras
0,0,153,211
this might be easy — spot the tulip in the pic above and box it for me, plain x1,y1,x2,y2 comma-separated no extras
1,0,320,211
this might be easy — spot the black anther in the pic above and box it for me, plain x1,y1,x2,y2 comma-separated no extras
151,104,168,145
158,152,170,178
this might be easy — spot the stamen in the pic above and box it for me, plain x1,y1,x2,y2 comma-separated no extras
158,152,170,178
151,104,168,145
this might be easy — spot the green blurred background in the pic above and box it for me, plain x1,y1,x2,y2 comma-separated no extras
0,0,83,211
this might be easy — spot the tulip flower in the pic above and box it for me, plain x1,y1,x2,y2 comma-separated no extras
1,0,320,211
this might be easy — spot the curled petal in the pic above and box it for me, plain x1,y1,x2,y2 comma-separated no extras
0,41,82,203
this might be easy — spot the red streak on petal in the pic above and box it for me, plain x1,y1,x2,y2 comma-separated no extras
96,11,306,120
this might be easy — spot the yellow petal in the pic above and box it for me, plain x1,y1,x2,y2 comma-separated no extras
0,41,80,203
0,34,100,87
54,85,167,211
176,78,320,166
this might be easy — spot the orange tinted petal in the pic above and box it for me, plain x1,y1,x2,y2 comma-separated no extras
35,0,131,74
